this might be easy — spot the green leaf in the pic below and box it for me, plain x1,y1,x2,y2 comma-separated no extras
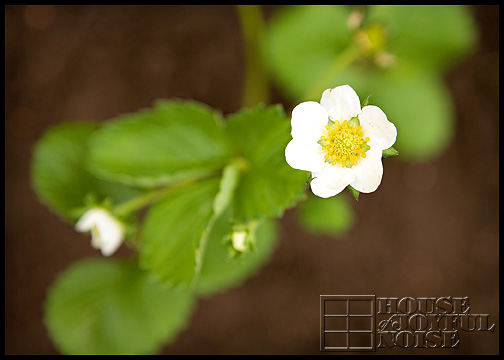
382,146,399,157
31,121,137,221
87,100,232,187
367,70,453,161
388,72,453,160
31,122,99,220
262,5,475,102
195,211,278,296
193,162,242,286
262,5,353,100
139,177,221,287
335,66,454,160
297,195,355,236
225,105,307,221
44,258,194,355
31,121,145,222
367,5,477,72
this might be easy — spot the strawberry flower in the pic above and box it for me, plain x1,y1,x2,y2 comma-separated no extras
285,84,397,198
75,208,125,256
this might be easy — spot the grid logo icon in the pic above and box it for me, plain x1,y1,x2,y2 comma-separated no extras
320,295,376,352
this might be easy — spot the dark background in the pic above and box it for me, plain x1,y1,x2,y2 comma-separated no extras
5,5,499,355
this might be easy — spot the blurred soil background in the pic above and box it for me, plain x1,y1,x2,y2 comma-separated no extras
5,5,499,355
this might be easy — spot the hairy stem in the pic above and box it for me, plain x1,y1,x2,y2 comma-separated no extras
236,5,270,107
302,45,361,101
113,176,208,216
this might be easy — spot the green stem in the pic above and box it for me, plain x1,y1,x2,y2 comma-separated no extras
236,5,270,107
302,45,362,101
113,177,201,216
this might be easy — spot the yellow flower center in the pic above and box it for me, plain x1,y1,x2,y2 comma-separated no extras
319,119,370,168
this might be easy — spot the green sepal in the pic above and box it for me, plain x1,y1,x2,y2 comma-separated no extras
306,173,314,185
382,146,399,157
361,94,372,107
347,116,360,128
348,185,360,201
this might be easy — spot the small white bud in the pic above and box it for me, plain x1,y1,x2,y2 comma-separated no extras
231,230,248,253
75,208,124,257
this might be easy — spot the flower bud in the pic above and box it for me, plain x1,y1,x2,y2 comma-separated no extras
75,208,124,257
231,230,248,253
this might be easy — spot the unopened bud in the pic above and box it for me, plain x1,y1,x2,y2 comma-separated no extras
231,230,248,252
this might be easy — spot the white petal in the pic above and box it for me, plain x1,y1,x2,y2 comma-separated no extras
310,163,356,198
75,208,124,257
320,85,361,122
75,209,107,232
285,139,325,172
350,147,383,193
99,237,122,257
359,105,397,150
291,101,329,144
95,216,124,257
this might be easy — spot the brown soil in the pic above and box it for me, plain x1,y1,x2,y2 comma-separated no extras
5,5,499,355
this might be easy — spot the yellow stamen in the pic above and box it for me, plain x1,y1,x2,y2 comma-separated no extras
318,121,371,168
